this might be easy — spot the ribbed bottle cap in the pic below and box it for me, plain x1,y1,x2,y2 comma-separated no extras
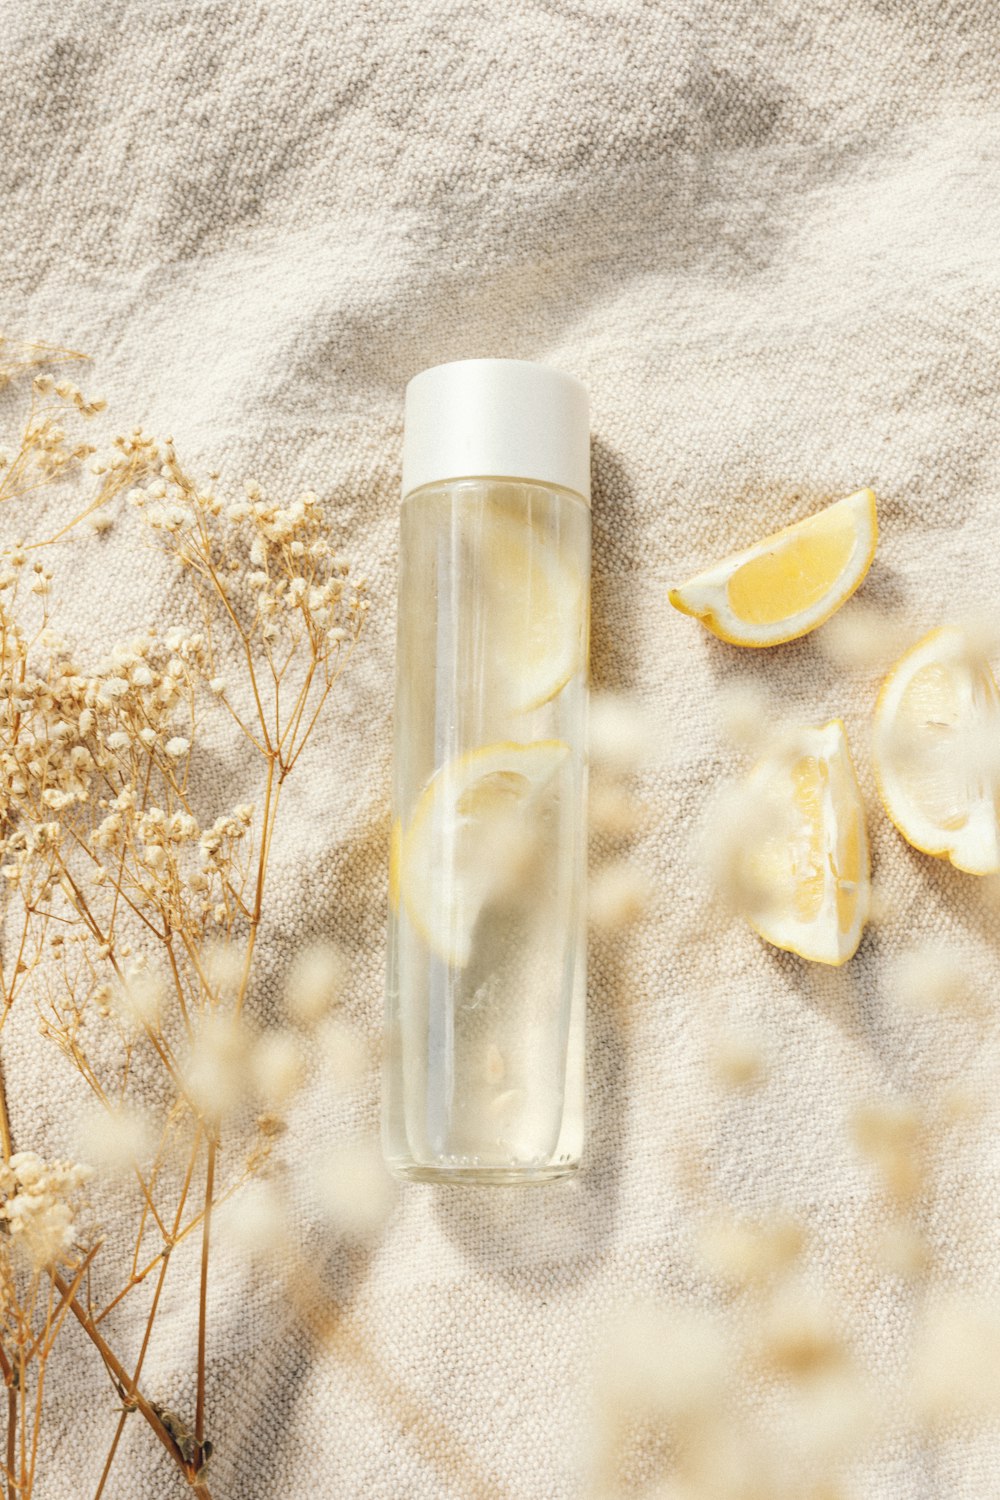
401,358,591,503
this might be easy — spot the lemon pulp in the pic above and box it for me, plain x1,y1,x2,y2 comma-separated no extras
741,720,870,965
727,506,856,625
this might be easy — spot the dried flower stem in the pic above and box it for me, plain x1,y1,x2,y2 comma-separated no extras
194,1139,215,1451
56,1272,213,1497
94,1116,204,1498
2,1352,15,1500
0,1074,14,1500
0,1055,11,1162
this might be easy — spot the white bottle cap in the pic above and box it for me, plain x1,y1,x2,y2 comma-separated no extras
401,358,591,503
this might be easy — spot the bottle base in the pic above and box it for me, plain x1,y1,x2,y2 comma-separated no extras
386,1160,579,1186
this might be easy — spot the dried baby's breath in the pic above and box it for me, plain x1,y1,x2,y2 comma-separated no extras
890,943,981,1017
311,1138,397,1242
588,861,651,930
715,677,773,754
0,1153,92,1272
0,337,371,1497
216,1178,290,1263
251,1031,305,1108
588,692,654,774
709,1026,768,1091
698,1215,803,1287
588,778,646,839
852,1099,924,1201
75,1103,156,1177
816,604,909,670
316,1017,370,1093
911,1295,1000,1426
285,942,349,1026
874,1220,930,1280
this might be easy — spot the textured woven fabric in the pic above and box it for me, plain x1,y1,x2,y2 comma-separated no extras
3,1,1000,1495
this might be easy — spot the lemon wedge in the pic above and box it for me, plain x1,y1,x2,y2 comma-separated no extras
872,626,1000,874
480,506,584,711
398,740,570,967
738,719,870,964
669,489,878,647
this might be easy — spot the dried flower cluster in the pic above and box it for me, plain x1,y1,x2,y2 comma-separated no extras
588,692,653,931
0,1152,91,1273
0,339,382,1498
585,595,1000,1497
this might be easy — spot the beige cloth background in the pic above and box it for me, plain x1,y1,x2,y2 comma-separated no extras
3,1,1000,1495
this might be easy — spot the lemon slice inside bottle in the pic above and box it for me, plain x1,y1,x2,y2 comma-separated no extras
480,506,584,712
739,719,870,965
398,740,570,968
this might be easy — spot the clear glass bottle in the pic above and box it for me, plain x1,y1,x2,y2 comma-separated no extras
382,360,591,1184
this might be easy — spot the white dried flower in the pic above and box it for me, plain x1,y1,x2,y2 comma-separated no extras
164,736,190,758
251,1031,304,1108
596,1302,726,1425
114,968,165,1035
75,1104,155,1176
181,1011,251,1123
762,1284,846,1378
958,608,1000,664
311,1138,396,1241
699,1215,802,1286
875,1220,930,1279
316,1018,369,1093
716,678,772,753
588,692,653,774
710,1027,767,1090
201,940,245,998
285,942,348,1025
588,863,650,930
0,1152,92,1270
588,780,644,839
700,775,799,919
912,1295,1000,1424
817,605,908,670
853,1099,922,1200
41,788,76,811
891,944,979,1016
216,1178,289,1262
